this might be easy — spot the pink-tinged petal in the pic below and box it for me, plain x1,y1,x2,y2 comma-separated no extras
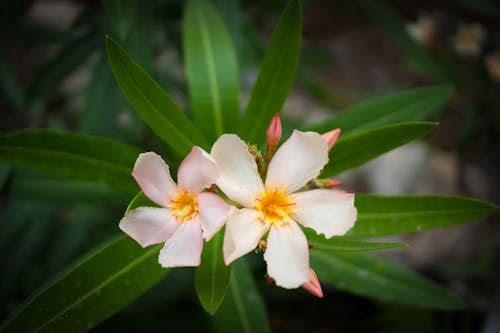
266,130,328,194
132,152,178,206
198,192,234,241
301,268,324,298
119,207,176,247
178,146,218,194
291,189,357,238
223,208,267,265
264,221,310,288
158,219,203,267
211,134,264,207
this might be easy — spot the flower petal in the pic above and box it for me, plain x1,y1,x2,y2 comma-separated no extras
266,130,328,194
264,221,309,288
158,219,203,267
291,189,357,238
223,208,267,265
197,192,234,241
211,134,264,207
119,207,177,247
178,146,218,194
132,152,178,206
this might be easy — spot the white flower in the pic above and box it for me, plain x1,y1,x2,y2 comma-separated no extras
211,130,357,288
119,148,232,268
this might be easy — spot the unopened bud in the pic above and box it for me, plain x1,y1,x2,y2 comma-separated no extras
322,128,341,151
325,178,343,187
301,268,323,298
266,114,282,150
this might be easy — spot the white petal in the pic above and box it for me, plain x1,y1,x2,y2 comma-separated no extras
132,152,178,206
264,221,309,288
291,189,357,238
211,134,264,207
158,219,203,267
119,207,176,247
266,130,328,194
178,146,218,194
197,192,234,241
223,208,267,265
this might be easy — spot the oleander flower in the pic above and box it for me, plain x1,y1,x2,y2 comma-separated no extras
211,130,357,288
119,148,232,268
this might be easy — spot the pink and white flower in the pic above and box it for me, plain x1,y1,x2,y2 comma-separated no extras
119,148,232,268
211,130,357,289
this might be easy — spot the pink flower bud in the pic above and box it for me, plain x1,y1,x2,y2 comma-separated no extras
322,128,341,151
266,114,282,149
326,178,343,187
301,268,323,298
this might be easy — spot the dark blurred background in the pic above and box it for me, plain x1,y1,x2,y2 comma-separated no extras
0,0,499,332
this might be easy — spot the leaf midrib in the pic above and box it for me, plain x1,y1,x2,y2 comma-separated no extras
195,4,223,137
0,146,132,175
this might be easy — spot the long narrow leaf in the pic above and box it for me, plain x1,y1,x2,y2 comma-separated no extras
349,194,499,238
311,251,464,309
0,130,140,194
306,85,452,135
323,122,437,176
106,37,208,155
0,235,168,333
214,259,271,333
183,0,240,141
305,230,406,253
4,168,131,204
239,0,302,144
195,231,231,314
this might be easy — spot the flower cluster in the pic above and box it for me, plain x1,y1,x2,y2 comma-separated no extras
119,115,357,296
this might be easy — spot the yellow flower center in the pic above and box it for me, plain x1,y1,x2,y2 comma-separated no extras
170,191,199,222
255,188,295,227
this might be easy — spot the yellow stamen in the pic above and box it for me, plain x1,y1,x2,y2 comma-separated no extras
170,191,198,222
254,188,295,227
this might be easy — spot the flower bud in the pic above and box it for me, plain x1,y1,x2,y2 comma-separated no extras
325,178,343,187
266,114,282,150
322,128,341,151
301,268,323,298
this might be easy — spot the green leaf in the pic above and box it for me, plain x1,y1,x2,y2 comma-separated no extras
0,130,140,194
0,235,168,333
306,85,452,136
239,0,302,144
311,252,465,309
106,36,208,155
183,0,240,142
358,0,450,82
4,168,132,204
349,194,499,238
214,259,271,333
306,231,406,253
323,122,437,176
195,231,231,314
